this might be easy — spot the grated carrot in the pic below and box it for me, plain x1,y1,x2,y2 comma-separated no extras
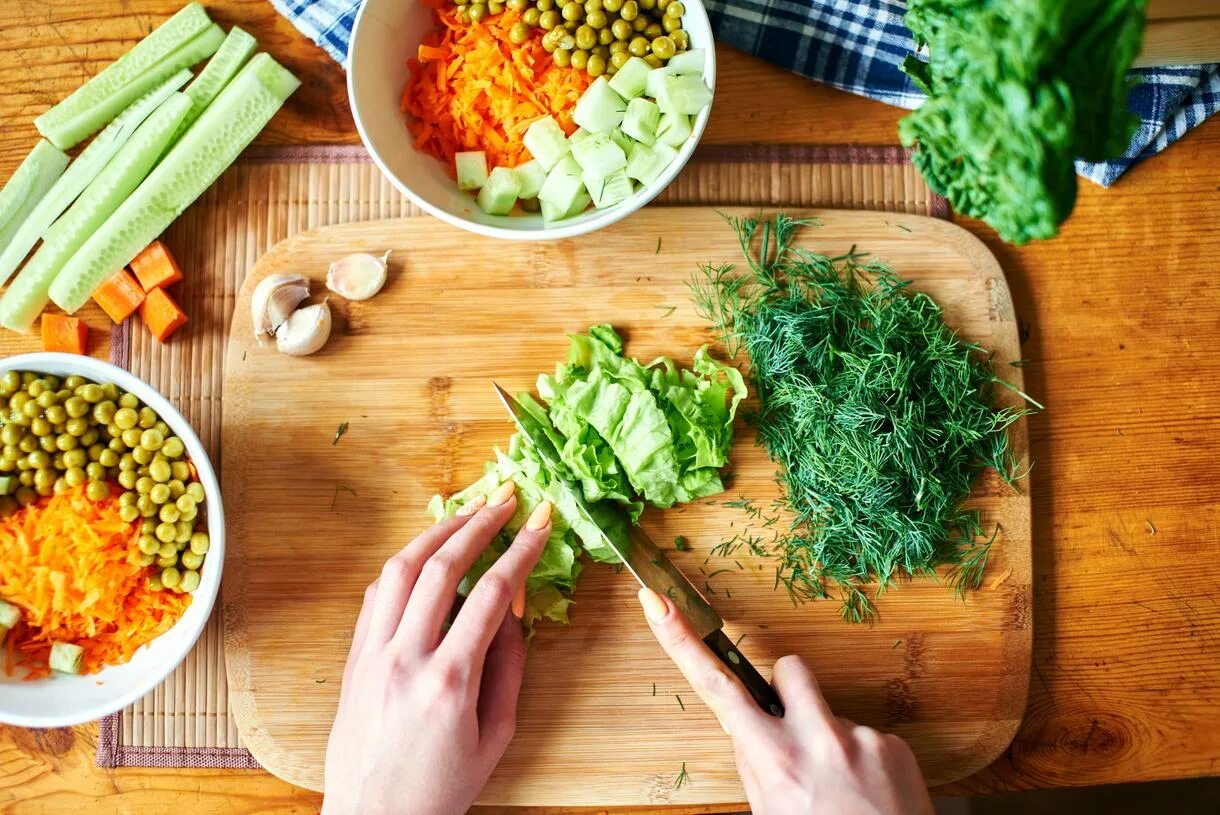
402,1,591,171
0,488,191,679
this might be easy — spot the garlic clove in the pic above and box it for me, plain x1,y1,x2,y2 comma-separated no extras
252,274,311,342
326,251,389,301
275,300,332,356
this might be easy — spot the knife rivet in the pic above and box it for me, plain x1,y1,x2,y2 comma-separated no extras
727,650,741,665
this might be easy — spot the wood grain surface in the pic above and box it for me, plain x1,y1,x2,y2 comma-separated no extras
219,209,1030,805
1,1,1219,813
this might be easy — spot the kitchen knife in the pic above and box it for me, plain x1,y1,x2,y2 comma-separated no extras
492,382,784,717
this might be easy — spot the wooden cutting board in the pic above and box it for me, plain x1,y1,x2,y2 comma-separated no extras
221,208,1031,806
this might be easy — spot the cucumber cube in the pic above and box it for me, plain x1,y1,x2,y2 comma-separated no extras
656,111,693,148
610,129,635,155
476,167,521,215
667,49,708,77
583,168,634,209
523,116,570,171
0,600,19,629
539,156,585,209
625,140,678,186
621,98,661,146
49,641,83,674
574,77,627,133
0,475,13,495
541,189,592,222
513,160,547,199
568,128,592,145
455,151,488,191
608,57,652,100
655,73,713,116
645,66,675,100
570,132,627,177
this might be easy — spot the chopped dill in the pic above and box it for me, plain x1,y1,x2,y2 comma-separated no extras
652,682,657,696
332,422,349,445
734,632,747,647
674,762,690,789
691,213,1038,620
656,237,663,254
658,305,677,319
1146,520,1156,535
891,639,902,649
674,535,690,551
330,484,356,511
675,694,685,711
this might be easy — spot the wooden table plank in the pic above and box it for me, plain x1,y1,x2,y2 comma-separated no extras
2,1,1220,812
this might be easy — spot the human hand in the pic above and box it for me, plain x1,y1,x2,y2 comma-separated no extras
322,481,550,815
638,587,934,815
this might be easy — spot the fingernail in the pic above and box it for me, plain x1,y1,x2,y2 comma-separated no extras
456,495,486,516
526,501,552,530
512,586,526,619
486,481,516,507
638,586,669,623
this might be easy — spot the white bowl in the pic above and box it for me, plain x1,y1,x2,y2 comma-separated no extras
347,0,716,240
0,353,223,728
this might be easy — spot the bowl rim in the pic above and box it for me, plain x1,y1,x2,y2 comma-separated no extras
0,352,224,728
346,0,716,241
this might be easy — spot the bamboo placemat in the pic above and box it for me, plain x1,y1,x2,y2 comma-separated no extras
92,143,947,767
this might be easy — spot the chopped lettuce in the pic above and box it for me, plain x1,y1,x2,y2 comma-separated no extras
429,325,747,631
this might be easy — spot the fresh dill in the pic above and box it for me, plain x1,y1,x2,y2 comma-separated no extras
674,535,690,551
674,762,690,789
690,213,1037,620
656,237,663,254
330,484,357,511
675,694,685,711
658,305,677,319
704,580,716,595
734,632,747,647
652,682,657,696
332,422,349,445
891,639,902,649
1146,520,1156,535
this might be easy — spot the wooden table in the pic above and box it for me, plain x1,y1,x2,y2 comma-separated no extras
2,2,1219,812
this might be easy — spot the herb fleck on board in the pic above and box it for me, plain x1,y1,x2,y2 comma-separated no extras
332,422,349,445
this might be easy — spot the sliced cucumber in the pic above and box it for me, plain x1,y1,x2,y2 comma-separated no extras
541,189,591,222
625,140,678,186
570,132,627,177
538,155,586,215
0,70,190,288
654,73,713,116
584,168,634,209
0,141,70,255
568,128,592,146
609,129,634,155
513,160,546,199
49,641,84,674
608,57,652,100
455,151,489,191
35,5,219,150
0,599,19,629
176,26,258,139
656,111,693,148
476,167,521,215
645,67,675,100
573,78,627,133
523,116,570,171
667,49,708,77
1,93,192,333
622,98,661,146
49,54,300,314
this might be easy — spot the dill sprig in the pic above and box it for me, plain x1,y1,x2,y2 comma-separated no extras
691,213,1037,619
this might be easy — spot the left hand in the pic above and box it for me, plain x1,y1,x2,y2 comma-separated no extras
322,480,550,815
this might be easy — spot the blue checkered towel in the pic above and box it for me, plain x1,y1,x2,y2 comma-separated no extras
273,0,1218,187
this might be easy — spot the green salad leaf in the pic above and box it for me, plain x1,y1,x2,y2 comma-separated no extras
429,325,746,630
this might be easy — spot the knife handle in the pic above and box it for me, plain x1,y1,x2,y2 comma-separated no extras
703,629,785,718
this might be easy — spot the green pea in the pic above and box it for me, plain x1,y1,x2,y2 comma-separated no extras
180,549,204,571
187,482,206,503
611,18,632,39
118,453,136,471
161,567,181,589
179,570,201,593
15,486,36,506
27,380,47,398
137,407,156,429
18,437,38,455
106,425,123,440
155,554,177,569
118,469,138,490
189,532,210,555
575,24,597,48
119,504,140,523
136,476,154,494
0,371,20,395
179,502,198,522
93,401,117,425
17,471,33,487
120,428,142,448
509,21,531,44
132,446,153,465
155,522,177,543
45,405,66,425
114,407,138,429
34,467,56,490
539,9,561,29
488,0,504,13
620,0,638,20
79,428,99,447
149,458,171,483
150,483,171,504
643,21,662,38
587,9,608,27
37,438,57,455
21,400,39,420
139,428,164,451
0,457,15,473
118,392,139,409
85,480,109,502
137,495,157,518
587,53,607,76
643,52,662,67
54,433,78,452
85,462,105,481
598,25,614,44
0,424,21,446
651,34,675,59
671,28,689,50
159,503,180,523
632,15,648,31
506,0,526,9
64,467,86,487
35,390,58,410
571,48,589,68
665,0,683,16
537,0,555,9
147,573,164,591
97,449,118,468
629,35,650,55
27,450,49,470
153,421,169,437
35,482,53,497
100,382,118,401
585,0,603,10
467,2,487,21
523,7,541,25
165,477,184,497
61,375,83,390
175,494,197,514
175,521,193,544
593,43,609,57
77,384,103,404
561,1,583,21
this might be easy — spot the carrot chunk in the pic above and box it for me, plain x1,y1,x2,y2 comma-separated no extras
138,286,188,342
92,268,146,324
130,240,184,292
40,313,88,355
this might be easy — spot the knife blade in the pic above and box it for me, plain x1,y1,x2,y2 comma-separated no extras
491,382,784,717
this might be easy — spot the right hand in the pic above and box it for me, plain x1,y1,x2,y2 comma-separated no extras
638,587,934,815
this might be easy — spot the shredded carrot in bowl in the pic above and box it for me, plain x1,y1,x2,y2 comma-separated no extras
0,488,191,679
402,1,591,171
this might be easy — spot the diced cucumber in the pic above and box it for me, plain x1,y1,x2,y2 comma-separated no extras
0,71,190,288
476,167,521,215
570,132,627,177
0,475,14,495
583,168,634,209
523,117,570,172
656,111,693,148
538,156,586,216
608,57,652,100
49,54,300,314
645,67,675,100
0,600,19,629
573,78,627,133
0,141,69,256
513,160,547,199
654,73,713,116
621,98,661,146
0,93,192,333
625,140,678,186
35,5,220,150
667,49,708,77
568,128,592,145
176,26,258,139
49,641,84,674
541,189,591,222
609,129,634,155
455,151,488,191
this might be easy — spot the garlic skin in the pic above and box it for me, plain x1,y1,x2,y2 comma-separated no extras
252,274,311,342
275,300,332,356
326,251,389,301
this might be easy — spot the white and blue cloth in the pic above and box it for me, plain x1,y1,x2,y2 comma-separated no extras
272,0,1219,187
